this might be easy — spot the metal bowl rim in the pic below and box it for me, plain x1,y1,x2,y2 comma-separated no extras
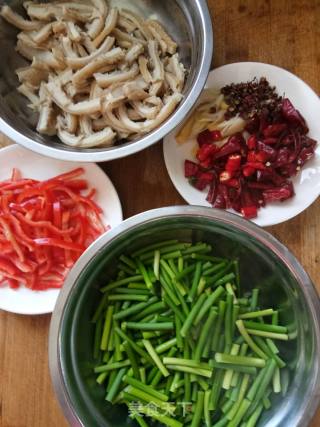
0,0,213,163
49,205,320,427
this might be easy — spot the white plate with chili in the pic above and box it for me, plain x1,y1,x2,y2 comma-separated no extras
0,145,122,315
163,62,320,227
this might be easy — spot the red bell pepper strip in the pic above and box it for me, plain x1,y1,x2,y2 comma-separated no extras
33,238,85,252
52,201,62,229
15,213,73,236
0,168,107,291
0,216,25,262
38,168,85,187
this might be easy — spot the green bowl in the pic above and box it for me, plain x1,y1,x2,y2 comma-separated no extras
49,207,320,427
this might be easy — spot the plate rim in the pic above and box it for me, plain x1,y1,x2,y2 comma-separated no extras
0,144,123,315
163,61,320,227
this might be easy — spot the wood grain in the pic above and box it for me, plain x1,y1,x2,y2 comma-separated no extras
0,1,320,426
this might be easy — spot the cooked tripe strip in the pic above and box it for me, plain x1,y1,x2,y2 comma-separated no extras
16,66,49,88
76,43,89,58
125,43,144,65
58,128,116,148
57,112,78,134
52,21,67,35
87,0,108,39
17,32,44,50
24,3,94,22
146,20,177,54
165,72,181,93
16,40,65,70
95,62,139,88
112,28,147,46
132,99,162,120
120,9,153,41
66,21,82,42
56,69,73,86
31,57,51,72
46,81,102,115
79,116,93,135
66,36,115,69
82,35,96,54
65,82,87,98
103,108,131,134
138,56,153,83
29,23,53,45
166,54,185,92
149,81,163,97
117,40,132,50
146,23,167,55
148,40,164,82
72,48,125,85
118,14,137,33
93,8,119,48
62,7,91,24
17,83,40,106
37,83,56,136
123,80,149,101
118,93,182,133
0,5,41,31
144,93,183,131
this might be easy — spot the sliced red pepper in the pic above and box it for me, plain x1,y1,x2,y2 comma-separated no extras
39,168,85,185
0,168,106,291
263,124,287,138
0,257,20,276
241,206,258,219
64,179,89,191
197,130,213,146
246,135,257,150
184,160,200,178
0,179,38,193
54,186,103,215
225,154,241,174
244,162,267,171
53,201,62,229
7,278,19,289
33,238,85,252
15,213,73,236
263,137,279,145
214,135,242,160
86,210,106,234
242,166,256,177
224,178,240,189
1,194,10,213
210,130,223,141
196,143,218,162
0,216,25,262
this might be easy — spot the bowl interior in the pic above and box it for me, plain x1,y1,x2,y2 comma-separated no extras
58,215,319,427
0,0,200,155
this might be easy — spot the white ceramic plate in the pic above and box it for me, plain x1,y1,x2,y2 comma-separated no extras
0,145,123,315
164,62,320,227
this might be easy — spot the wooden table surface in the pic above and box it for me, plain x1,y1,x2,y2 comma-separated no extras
0,1,320,426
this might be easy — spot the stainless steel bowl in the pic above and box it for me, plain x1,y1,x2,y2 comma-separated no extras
49,206,320,427
0,0,213,162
